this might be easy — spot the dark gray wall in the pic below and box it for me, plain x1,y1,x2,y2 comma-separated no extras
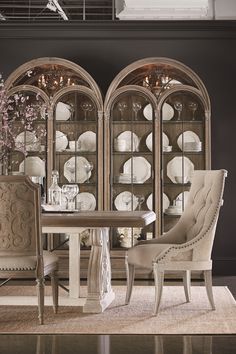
0,21,235,275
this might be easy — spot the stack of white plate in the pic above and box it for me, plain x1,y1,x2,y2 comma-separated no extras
165,205,182,216
114,174,137,184
163,145,172,152
184,141,202,152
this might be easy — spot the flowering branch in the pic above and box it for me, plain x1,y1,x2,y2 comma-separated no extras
0,73,47,171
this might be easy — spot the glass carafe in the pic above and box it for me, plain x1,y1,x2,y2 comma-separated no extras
48,170,62,207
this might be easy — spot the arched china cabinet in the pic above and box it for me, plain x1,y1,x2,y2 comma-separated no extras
4,57,104,276
2,57,211,278
105,58,211,277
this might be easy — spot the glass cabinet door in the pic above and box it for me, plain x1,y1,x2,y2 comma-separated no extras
50,88,102,250
106,88,159,249
161,88,208,232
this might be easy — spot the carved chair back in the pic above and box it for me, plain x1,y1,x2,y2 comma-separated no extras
0,175,42,258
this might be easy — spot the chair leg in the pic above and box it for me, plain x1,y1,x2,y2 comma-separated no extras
36,277,45,325
153,263,164,315
51,271,58,314
125,262,135,305
154,336,164,354
183,336,192,354
183,270,191,302
204,269,215,310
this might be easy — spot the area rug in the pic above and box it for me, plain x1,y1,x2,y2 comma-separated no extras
0,286,235,334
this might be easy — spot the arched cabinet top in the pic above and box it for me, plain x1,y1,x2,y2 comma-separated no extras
4,57,103,105
104,84,159,120
156,84,210,120
50,85,103,113
105,57,210,111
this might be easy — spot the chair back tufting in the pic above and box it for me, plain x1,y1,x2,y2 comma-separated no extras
175,170,227,260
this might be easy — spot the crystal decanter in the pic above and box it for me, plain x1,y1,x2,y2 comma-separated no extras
48,170,62,206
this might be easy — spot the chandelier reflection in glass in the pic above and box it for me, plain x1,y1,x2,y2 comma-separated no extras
142,69,176,96
38,71,76,94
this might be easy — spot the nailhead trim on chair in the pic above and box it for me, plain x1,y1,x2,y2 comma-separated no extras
0,266,36,270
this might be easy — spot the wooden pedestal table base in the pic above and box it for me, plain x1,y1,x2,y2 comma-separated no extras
83,228,115,313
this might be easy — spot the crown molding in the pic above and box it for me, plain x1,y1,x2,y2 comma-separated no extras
0,20,236,39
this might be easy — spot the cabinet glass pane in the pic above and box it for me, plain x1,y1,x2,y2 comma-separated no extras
109,92,156,249
162,91,206,232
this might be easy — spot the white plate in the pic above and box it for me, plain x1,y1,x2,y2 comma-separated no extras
64,156,91,183
77,131,96,152
163,132,169,148
114,191,138,211
146,132,152,151
146,193,153,210
146,132,169,152
76,192,96,211
15,131,39,151
116,131,139,152
167,156,194,184
163,193,170,211
55,101,72,121
56,131,68,152
123,157,151,183
177,131,200,151
146,192,169,211
175,191,190,210
19,156,45,177
143,103,174,121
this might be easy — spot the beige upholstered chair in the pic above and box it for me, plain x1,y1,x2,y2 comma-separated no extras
0,175,58,324
125,170,227,315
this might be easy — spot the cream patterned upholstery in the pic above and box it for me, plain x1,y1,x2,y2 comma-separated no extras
0,175,59,324
126,170,227,315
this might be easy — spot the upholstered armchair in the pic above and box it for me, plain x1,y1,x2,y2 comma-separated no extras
125,170,227,315
0,175,58,324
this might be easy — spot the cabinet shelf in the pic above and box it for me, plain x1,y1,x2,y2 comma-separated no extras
164,182,191,186
56,120,96,124
163,120,203,124
163,151,204,155
112,151,153,156
56,151,96,155
112,182,153,186
112,120,153,125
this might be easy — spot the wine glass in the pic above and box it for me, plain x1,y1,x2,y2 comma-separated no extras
81,101,93,121
174,101,183,121
132,101,142,121
117,101,128,121
136,195,145,211
188,101,198,121
62,184,79,210
84,161,94,183
122,193,132,211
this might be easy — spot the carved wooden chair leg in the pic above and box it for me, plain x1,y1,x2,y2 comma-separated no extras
36,277,45,325
51,271,58,314
153,264,164,315
183,270,191,302
125,262,135,305
204,269,215,310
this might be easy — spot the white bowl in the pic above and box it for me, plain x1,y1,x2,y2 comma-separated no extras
174,176,188,184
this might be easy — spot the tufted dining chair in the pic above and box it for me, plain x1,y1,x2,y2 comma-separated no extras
125,170,227,315
0,175,58,324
